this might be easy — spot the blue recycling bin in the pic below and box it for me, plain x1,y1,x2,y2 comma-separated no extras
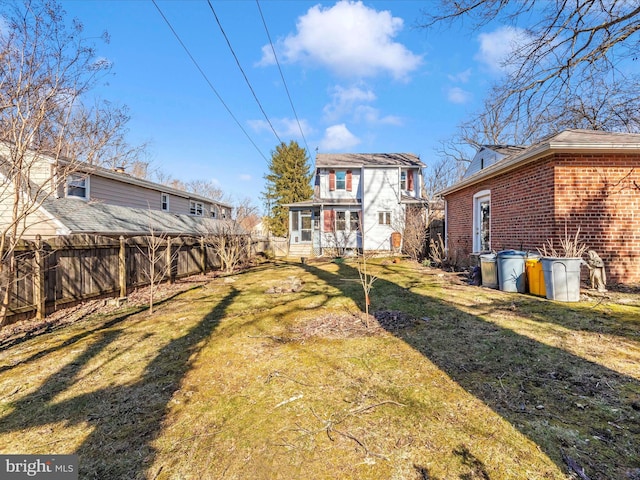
497,250,527,293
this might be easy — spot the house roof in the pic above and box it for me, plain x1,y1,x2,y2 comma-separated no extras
316,153,425,168
439,129,640,197
42,198,242,237
479,145,526,156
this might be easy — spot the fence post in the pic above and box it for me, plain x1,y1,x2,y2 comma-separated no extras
34,235,46,320
119,236,127,297
166,237,174,284
200,236,206,274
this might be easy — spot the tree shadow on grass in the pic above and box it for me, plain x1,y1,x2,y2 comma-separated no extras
302,261,640,480
0,286,239,479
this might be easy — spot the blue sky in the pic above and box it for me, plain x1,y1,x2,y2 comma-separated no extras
59,0,514,209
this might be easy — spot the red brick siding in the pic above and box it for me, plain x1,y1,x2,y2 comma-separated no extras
445,153,640,284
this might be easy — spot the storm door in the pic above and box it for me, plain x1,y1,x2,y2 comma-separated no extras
473,191,491,252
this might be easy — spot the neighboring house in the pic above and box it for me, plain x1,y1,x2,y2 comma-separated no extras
439,129,640,284
287,153,427,257
0,144,233,239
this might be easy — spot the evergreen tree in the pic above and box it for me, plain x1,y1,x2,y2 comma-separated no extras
262,141,313,237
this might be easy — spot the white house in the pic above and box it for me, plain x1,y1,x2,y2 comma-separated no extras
287,153,427,257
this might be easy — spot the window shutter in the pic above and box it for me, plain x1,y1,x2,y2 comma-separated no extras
407,171,414,191
324,209,335,232
329,170,336,191
346,170,352,191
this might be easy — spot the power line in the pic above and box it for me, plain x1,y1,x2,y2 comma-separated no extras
207,0,283,145
255,0,312,157
151,0,269,163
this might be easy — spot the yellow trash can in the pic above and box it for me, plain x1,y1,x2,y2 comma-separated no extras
526,258,546,297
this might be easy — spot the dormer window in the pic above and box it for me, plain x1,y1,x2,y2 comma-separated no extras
66,174,88,199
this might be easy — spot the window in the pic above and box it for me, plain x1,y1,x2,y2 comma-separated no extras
190,200,204,216
66,174,88,199
350,211,360,231
335,211,346,231
335,171,346,190
378,211,391,225
400,170,414,191
161,193,169,211
291,211,299,231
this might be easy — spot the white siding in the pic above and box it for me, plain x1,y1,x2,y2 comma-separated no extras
361,167,404,251
319,168,361,200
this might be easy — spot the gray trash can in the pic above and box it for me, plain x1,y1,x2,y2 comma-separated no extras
541,257,582,302
480,254,498,289
497,250,526,293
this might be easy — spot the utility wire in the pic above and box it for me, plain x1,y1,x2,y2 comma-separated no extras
151,0,269,163
207,0,283,145
256,0,312,157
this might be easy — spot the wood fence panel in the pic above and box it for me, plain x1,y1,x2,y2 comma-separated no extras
3,233,240,324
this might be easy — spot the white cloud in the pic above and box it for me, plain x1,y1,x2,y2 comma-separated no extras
447,68,472,83
239,174,252,181
323,85,376,121
319,124,361,150
260,1,422,80
475,26,531,73
354,105,403,125
247,117,313,139
447,87,472,104
323,84,402,125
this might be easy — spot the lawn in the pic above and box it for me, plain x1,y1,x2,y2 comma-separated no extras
0,259,639,479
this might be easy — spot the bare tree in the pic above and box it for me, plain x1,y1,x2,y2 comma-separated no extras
205,198,256,273
423,0,640,147
133,227,182,315
185,179,225,202
0,0,138,325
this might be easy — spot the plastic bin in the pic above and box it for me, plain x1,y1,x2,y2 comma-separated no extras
480,254,498,289
526,257,546,297
541,257,582,302
497,250,526,293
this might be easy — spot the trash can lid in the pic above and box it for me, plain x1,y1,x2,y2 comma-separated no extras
497,250,526,257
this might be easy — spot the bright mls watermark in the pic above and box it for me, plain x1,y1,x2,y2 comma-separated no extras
1,455,78,479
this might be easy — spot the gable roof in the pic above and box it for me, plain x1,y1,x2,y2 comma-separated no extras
42,198,242,237
316,153,425,168
440,129,640,196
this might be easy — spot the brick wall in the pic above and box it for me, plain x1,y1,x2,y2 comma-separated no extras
444,153,640,284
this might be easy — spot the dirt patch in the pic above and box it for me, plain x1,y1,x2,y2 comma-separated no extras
290,310,418,340
0,272,215,348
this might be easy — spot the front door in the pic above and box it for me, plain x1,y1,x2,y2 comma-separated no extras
473,191,491,252
300,210,312,242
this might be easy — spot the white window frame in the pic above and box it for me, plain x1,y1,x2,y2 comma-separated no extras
473,190,491,252
378,211,391,225
400,170,407,190
161,193,170,211
190,200,204,216
335,170,347,190
66,174,89,200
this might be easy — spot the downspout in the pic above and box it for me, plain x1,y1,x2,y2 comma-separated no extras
360,166,365,251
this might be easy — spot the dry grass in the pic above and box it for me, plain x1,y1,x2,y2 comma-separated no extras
1,259,639,479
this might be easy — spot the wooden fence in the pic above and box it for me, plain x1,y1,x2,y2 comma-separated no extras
3,233,249,324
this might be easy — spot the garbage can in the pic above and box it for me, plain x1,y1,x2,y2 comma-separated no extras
525,256,546,297
480,254,498,289
541,257,582,302
497,250,526,293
